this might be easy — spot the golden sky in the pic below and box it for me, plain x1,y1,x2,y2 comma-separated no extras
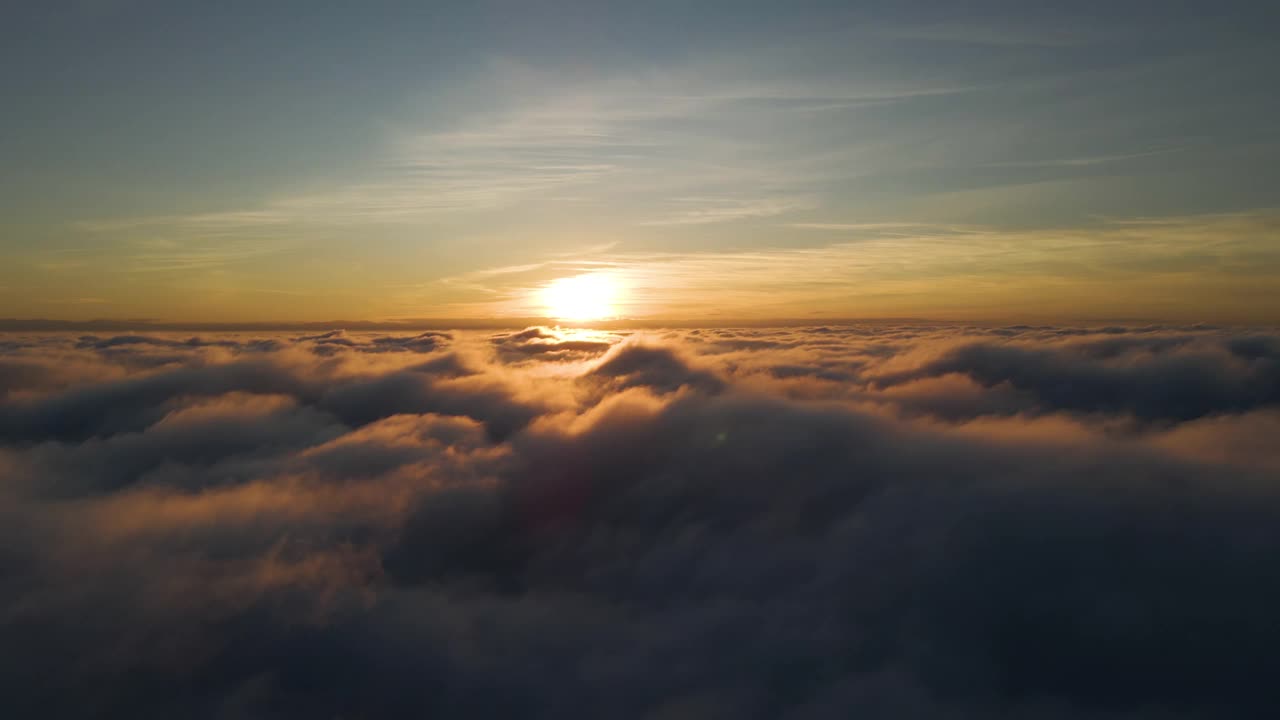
2,2,1278,324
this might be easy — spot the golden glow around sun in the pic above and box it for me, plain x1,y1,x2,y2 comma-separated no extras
540,273,621,322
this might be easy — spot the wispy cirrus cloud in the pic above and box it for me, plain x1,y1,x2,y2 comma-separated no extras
639,196,812,226
69,60,982,242
434,211,1280,322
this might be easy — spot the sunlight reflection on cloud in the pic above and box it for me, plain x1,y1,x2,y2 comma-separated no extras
0,323,1278,717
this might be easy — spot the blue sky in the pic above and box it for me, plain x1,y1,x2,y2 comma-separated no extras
2,0,1277,321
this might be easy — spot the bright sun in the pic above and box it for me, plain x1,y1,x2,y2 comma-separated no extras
540,273,621,322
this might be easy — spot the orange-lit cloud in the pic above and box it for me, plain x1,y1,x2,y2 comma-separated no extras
3,322,1279,717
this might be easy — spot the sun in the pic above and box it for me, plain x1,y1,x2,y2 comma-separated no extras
540,273,621,322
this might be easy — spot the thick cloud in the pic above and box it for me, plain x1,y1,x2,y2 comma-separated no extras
871,333,1280,422
585,342,726,395
490,326,618,363
1,325,1278,718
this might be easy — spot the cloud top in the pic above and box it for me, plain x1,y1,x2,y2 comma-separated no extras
1,324,1279,717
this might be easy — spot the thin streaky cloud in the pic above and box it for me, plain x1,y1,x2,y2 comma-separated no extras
639,197,812,227
442,211,1280,321
67,67,988,241
980,147,1184,169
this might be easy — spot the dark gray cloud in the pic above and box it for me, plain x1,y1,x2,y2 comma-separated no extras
1,326,1278,718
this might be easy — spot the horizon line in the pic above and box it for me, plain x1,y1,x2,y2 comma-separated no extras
0,316,1266,332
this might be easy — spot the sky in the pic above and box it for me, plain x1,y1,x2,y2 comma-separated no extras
2,0,1278,323
5,5,1280,713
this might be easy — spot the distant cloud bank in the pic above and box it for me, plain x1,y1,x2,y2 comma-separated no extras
2,324,1279,717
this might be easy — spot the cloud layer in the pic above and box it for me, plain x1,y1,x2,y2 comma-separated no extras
2,324,1279,718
